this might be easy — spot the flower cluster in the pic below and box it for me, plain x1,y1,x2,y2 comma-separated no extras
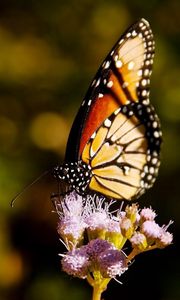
54,191,173,291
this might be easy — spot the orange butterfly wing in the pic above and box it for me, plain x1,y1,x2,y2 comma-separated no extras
77,19,154,158
65,18,161,200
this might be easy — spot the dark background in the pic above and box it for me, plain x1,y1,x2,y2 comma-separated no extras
0,1,179,299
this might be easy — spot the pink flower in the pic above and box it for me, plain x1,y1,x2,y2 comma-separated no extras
141,220,161,239
157,222,173,247
57,215,86,241
61,247,90,279
107,219,121,233
140,207,156,221
86,239,114,259
85,211,109,230
97,249,128,278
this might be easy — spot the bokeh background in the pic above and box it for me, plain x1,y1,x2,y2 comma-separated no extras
0,0,179,300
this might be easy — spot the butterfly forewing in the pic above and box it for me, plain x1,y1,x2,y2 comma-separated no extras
71,19,154,159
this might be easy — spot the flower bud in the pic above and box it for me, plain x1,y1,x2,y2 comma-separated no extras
120,217,134,239
125,204,139,224
130,232,148,251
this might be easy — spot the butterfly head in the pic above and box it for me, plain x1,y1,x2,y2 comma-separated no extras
53,161,92,194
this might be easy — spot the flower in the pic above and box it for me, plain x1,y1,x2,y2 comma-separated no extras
55,190,173,294
156,221,173,248
56,191,86,248
97,249,128,278
120,217,134,238
141,220,161,239
125,204,139,224
158,231,173,247
130,232,148,251
57,215,86,245
85,211,109,234
86,238,114,259
61,246,90,279
140,207,156,222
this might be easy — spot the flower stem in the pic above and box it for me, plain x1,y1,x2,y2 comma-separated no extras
87,274,95,287
127,248,140,262
92,285,103,300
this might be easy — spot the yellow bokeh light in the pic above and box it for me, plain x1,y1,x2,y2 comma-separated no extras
29,112,69,154
0,251,23,287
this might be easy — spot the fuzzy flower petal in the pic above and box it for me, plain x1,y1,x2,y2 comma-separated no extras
107,219,121,233
141,220,161,239
61,247,90,279
85,211,109,230
86,238,114,260
56,191,84,218
157,222,173,247
158,231,173,247
97,249,128,278
57,215,86,242
140,207,156,221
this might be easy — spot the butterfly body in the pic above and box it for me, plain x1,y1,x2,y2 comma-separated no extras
54,18,162,201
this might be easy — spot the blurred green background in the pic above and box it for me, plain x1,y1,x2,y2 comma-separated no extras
0,0,179,299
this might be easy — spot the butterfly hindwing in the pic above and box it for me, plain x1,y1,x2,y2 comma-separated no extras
82,101,161,200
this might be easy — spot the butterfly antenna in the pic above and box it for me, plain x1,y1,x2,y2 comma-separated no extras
11,170,50,207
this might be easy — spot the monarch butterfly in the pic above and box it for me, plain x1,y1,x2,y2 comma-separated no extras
53,18,162,201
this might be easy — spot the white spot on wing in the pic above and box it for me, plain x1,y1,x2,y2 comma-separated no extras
95,79,100,87
118,39,124,45
144,69,149,76
104,119,111,127
141,79,147,86
122,82,128,88
104,61,110,69
128,61,135,70
98,93,103,98
126,32,131,38
138,70,143,76
115,60,123,68
91,132,96,139
132,30,137,37
107,80,113,88
142,90,147,96
114,108,120,115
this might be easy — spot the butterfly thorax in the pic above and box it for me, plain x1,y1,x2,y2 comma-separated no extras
53,161,92,193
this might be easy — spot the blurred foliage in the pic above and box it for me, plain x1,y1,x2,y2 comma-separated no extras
0,0,179,300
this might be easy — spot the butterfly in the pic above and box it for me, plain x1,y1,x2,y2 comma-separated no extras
53,18,162,201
